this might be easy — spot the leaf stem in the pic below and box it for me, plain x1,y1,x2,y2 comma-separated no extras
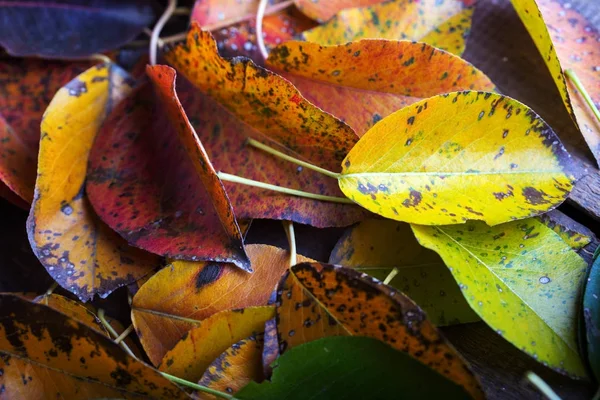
159,371,235,399
217,172,354,204
256,0,269,60
114,324,134,344
45,282,59,296
150,0,177,65
383,268,399,285
246,138,341,179
283,221,297,266
97,309,137,359
565,69,600,125
525,371,562,400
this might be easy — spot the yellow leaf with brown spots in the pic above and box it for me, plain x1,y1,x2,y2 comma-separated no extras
339,91,575,225
266,39,495,137
33,293,109,336
0,294,187,399
27,63,159,301
510,0,600,165
280,263,484,399
302,0,474,56
412,218,588,377
159,306,274,383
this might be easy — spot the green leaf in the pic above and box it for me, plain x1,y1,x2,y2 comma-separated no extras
236,336,471,400
412,218,588,377
584,253,600,381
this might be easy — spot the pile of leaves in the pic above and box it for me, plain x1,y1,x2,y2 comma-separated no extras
0,0,599,398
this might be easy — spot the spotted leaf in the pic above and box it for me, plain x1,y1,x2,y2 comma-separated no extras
32,293,109,336
0,294,187,399
163,24,364,228
339,91,575,225
27,63,159,301
131,244,312,365
510,0,600,165
537,210,594,250
329,219,479,326
302,0,475,56
412,218,588,377
266,39,495,137
199,335,265,397
293,0,383,22
583,251,600,381
159,306,274,383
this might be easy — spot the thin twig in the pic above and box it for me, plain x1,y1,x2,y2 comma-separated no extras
159,371,235,399
172,7,190,16
525,371,562,400
256,0,269,60
283,221,297,266
114,324,134,345
150,0,178,65
97,309,137,359
383,268,399,285
565,69,600,125
144,28,164,48
46,282,59,296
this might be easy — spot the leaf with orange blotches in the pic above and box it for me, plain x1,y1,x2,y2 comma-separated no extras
266,39,495,137
277,263,484,399
27,63,159,301
164,25,365,228
293,0,382,22
86,65,249,270
198,335,265,398
510,0,600,165
131,244,312,365
159,306,274,383
0,294,188,399
0,59,87,203
302,0,475,56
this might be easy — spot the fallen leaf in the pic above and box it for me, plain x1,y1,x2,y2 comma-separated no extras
0,1,155,58
159,306,274,383
278,263,484,399
0,58,87,203
302,0,475,56
339,91,575,225
293,0,382,22
27,63,159,301
583,252,600,381
164,24,365,228
538,210,594,250
131,244,312,365
237,336,471,399
87,65,250,270
191,0,289,28
510,0,600,165
261,319,279,377
266,39,495,136
33,293,109,336
329,219,479,326
412,218,588,377
0,294,187,399
198,334,265,398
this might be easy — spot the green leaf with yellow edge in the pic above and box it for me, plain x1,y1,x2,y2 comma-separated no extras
302,0,474,56
338,91,575,226
329,219,479,326
411,218,588,377
158,306,274,383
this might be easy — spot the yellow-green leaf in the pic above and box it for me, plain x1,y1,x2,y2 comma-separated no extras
339,91,575,226
412,218,588,377
329,219,479,326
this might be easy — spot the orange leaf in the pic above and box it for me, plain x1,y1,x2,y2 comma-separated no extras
33,293,109,335
131,244,312,365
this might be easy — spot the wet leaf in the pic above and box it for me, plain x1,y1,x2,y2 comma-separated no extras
132,244,312,365
412,218,588,377
266,39,495,136
86,65,249,269
278,263,484,398
339,91,575,225
293,0,382,22
0,293,187,399
237,336,471,400
159,306,274,382
0,59,87,203
302,0,475,56
510,0,600,165
584,252,600,381
27,63,159,301
198,335,265,397
329,219,479,326
164,24,364,228
0,1,155,58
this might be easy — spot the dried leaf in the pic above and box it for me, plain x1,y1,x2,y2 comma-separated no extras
266,39,495,136
412,218,588,377
27,63,159,301
302,0,475,56
132,244,312,365
0,294,187,399
329,219,479,326
339,91,575,225
164,24,364,228
159,306,275,383
584,252,600,381
278,263,484,399
510,0,600,165
293,0,382,22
